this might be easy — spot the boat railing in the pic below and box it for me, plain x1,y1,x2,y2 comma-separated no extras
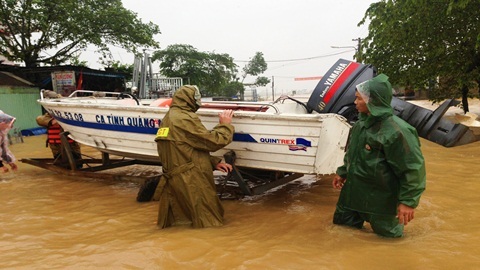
40,89,280,113
58,90,141,105
40,89,137,100
201,101,279,113
67,90,137,99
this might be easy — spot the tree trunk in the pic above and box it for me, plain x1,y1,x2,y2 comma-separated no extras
461,84,469,114
477,79,480,97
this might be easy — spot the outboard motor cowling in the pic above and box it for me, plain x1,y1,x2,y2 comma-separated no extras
307,58,376,123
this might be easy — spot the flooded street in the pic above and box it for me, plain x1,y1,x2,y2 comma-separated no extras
1,134,480,269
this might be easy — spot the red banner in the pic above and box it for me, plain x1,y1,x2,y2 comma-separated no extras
294,76,323,81
76,71,83,90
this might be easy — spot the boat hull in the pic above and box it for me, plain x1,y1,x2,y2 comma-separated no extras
39,98,350,175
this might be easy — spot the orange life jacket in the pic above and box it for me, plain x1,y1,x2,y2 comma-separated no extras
48,124,74,144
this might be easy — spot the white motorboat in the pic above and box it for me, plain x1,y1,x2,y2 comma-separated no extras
38,90,351,176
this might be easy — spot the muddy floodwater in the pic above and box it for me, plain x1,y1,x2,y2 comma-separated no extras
1,132,480,269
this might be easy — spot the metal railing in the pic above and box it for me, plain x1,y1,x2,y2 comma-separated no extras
149,76,183,98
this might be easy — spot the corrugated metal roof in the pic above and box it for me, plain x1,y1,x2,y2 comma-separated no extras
0,71,34,86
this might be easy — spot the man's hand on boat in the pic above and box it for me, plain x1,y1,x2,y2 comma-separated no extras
218,110,234,125
215,162,233,173
332,175,346,189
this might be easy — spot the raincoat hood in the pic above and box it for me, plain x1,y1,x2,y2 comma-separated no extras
0,110,17,164
0,110,16,134
171,85,202,112
356,74,393,118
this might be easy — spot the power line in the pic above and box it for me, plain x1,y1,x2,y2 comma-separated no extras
234,50,354,63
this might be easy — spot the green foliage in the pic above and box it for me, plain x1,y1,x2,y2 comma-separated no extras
0,0,160,67
152,44,238,96
220,81,244,98
359,0,480,102
241,52,268,82
255,76,271,87
239,52,268,99
68,57,88,67
447,0,472,11
102,60,134,80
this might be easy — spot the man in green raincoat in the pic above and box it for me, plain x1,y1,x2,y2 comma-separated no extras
154,85,235,229
332,74,426,237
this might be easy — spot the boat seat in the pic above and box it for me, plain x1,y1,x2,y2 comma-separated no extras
113,99,138,106
149,99,268,112
201,103,269,112
150,98,172,108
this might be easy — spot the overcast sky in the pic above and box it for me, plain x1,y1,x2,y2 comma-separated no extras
83,0,377,96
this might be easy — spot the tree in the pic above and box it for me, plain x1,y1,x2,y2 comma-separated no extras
67,57,88,67
241,52,268,82
220,81,244,99
0,0,160,67
152,44,238,96
103,60,134,81
240,52,269,99
359,0,480,112
255,76,271,87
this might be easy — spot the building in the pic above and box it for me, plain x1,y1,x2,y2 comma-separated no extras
0,72,43,135
0,64,127,94
0,64,128,138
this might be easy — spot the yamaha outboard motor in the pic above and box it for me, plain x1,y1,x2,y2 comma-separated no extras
307,59,376,123
307,58,478,147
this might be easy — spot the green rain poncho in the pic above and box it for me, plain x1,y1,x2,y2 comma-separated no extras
335,74,426,216
154,85,234,228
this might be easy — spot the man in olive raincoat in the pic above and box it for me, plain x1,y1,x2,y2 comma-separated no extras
154,85,235,229
332,74,426,238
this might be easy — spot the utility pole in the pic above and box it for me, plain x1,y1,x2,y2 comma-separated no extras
352,38,362,63
271,76,275,101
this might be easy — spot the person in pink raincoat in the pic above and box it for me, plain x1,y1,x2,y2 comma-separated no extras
0,111,18,173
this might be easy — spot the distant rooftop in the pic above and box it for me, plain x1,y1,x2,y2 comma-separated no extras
0,71,35,87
